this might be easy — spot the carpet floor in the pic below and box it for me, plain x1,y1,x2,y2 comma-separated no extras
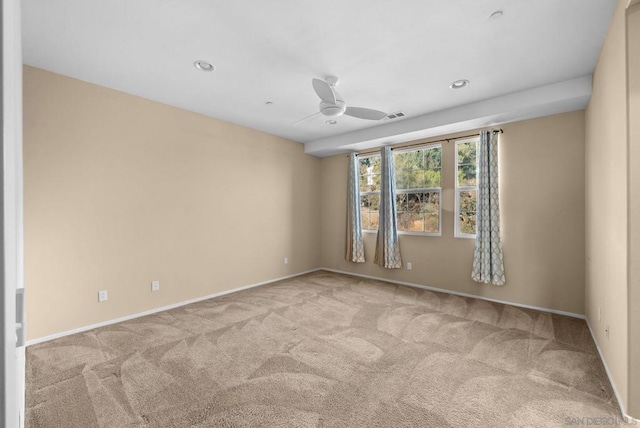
26,271,622,427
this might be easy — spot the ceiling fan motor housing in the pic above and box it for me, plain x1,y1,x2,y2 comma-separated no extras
320,100,346,117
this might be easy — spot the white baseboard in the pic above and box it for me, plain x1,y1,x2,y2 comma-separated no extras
27,266,585,346
585,318,637,424
320,267,586,319
26,268,322,346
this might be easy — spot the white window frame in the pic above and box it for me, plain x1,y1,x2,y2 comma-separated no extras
393,143,442,237
455,137,479,239
358,154,381,233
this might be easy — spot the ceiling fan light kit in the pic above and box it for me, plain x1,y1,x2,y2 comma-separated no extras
320,100,346,117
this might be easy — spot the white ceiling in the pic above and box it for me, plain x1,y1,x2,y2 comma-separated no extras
23,0,616,156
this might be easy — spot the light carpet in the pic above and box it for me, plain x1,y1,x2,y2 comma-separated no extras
26,270,622,427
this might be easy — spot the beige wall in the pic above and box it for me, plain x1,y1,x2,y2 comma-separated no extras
627,2,640,418
23,66,321,340
585,0,630,414
320,111,586,315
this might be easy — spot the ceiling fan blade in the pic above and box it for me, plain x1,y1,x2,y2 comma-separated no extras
312,78,336,104
292,111,321,125
344,106,387,120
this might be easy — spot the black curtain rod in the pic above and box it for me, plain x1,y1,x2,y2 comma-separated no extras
350,128,504,157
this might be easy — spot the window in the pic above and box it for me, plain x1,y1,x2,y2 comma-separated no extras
359,144,442,235
359,155,381,231
455,138,479,238
394,145,442,235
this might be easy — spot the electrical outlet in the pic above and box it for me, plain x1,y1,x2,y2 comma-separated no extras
284,257,288,265
605,325,610,339
406,262,412,270
151,281,160,292
98,290,108,302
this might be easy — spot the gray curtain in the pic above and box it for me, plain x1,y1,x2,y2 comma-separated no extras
374,147,402,269
346,153,365,263
472,130,506,285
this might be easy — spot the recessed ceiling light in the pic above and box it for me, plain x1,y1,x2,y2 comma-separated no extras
194,60,215,72
490,10,504,20
265,101,274,105
450,79,470,89
326,120,337,125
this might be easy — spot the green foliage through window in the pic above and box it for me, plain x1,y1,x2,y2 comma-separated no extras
456,140,479,236
394,145,441,233
359,156,381,230
358,145,442,234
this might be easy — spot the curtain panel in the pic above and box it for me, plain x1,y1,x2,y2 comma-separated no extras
472,130,506,285
374,146,402,269
346,153,365,263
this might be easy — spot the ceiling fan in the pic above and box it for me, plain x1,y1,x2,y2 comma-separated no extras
294,76,387,124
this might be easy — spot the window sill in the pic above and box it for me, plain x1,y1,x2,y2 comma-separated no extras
399,231,441,237
363,229,441,237
455,234,476,239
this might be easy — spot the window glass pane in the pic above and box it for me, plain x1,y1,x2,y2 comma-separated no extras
359,159,369,192
360,175,379,193
360,195,369,212
423,192,440,213
395,193,407,212
457,141,477,186
395,170,410,189
394,153,406,176
360,195,370,230
457,141,477,165
370,174,381,192
401,150,423,170
458,189,477,235
407,192,421,212
407,169,424,189
459,213,476,235
425,147,441,170
359,157,381,192
358,155,381,231
408,213,424,232
361,212,371,230
370,212,379,230
424,168,441,188
459,190,476,213
370,156,381,174
394,152,410,189
395,146,441,191
456,140,478,236
425,213,439,233
369,194,380,212
359,158,370,175
397,211,411,231
394,192,440,233
359,174,368,193
360,194,379,230
458,164,476,186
